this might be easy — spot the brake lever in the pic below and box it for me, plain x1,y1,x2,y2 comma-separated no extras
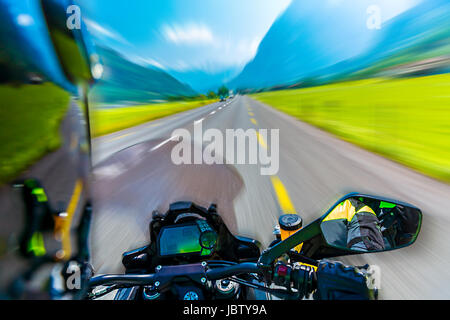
87,284,121,300
226,276,298,300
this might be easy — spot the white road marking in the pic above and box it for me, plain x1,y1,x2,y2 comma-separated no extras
194,117,205,125
149,136,179,152
107,132,132,143
94,163,125,179
210,111,216,115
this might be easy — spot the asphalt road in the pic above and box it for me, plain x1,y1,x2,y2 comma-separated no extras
91,95,450,299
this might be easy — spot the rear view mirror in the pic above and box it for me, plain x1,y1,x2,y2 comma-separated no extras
320,194,422,253
41,0,101,85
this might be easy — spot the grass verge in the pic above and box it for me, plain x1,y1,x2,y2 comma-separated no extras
91,99,216,137
251,74,450,182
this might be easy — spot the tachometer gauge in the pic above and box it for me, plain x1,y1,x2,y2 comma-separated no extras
197,220,218,250
199,230,217,249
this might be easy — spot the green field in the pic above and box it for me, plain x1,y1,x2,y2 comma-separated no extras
251,74,450,182
91,99,216,137
0,83,70,184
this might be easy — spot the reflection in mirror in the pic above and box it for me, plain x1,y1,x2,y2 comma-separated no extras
320,195,422,253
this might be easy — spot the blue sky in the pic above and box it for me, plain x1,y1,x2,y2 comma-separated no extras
78,1,291,71
77,0,420,92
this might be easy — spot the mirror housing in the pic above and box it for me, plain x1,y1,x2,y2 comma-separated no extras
319,193,422,254
259,193,422,266
40,0,102,86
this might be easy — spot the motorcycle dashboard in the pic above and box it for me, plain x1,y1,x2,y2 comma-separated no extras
157,220,217,257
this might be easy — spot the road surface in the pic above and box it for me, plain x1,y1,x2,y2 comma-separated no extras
90,95,450,299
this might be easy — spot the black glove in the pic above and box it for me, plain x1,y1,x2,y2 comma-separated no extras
314,261,376,300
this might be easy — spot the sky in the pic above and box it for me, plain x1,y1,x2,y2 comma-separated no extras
78,1,291,71
77,0,421,92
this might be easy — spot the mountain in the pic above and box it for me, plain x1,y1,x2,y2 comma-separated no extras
343,0,450,79
170,67,243,94
229,0,450,90
229,0,379,89
90,46,197,106
365,0,450,61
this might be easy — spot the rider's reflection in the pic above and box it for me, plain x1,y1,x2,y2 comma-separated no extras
322,198,385,252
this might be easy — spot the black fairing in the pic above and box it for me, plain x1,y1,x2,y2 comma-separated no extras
122,202,261,273
300,234,356,260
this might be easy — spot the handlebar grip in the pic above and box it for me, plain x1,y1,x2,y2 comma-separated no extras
290,264,316,296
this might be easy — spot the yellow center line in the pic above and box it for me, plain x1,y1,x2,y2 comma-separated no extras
108,132,132,142
248,112,254,116
255,130,267,149
60,179,83,259
248,110,296,217
270,176,296,214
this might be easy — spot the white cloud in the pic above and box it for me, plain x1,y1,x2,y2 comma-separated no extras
163,36,262,73
215,37,262,67
84,18,130,46
140,58,165,70
378,0,421,22
160,22,263,72
129,55,166,70
162,23,214,45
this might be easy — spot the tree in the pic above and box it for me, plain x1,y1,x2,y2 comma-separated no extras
207,91,217,99
217,85,229,99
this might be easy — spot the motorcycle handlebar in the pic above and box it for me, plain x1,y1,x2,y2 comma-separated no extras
88,262,316,296
205,262,260,280
89,273,156,287
89,263,260,288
